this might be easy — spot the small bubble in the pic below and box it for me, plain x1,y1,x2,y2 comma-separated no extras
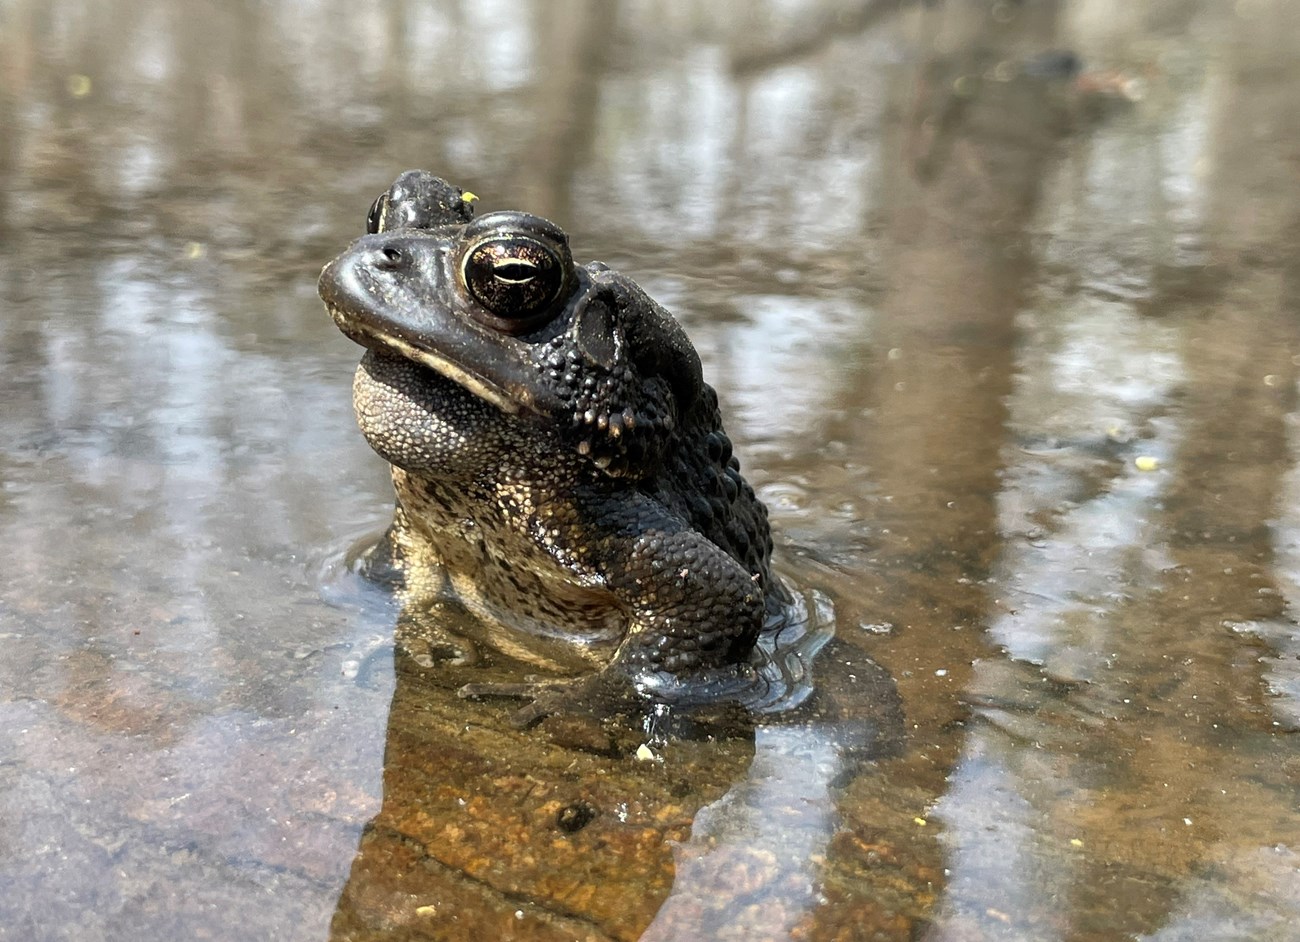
952,75,978,97
990,60,1017,82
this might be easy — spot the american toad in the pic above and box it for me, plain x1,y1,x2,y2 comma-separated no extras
319,171,785,724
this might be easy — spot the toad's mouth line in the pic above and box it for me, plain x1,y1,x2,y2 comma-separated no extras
325,302,533,416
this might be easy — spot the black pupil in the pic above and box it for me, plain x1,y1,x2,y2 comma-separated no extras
494,261,536,284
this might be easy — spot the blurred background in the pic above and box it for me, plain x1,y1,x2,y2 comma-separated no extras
3,0,1300,940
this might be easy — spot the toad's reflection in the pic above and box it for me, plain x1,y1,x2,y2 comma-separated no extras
328,589,903,942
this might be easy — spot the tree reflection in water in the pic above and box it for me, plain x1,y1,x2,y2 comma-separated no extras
1,1,1299,939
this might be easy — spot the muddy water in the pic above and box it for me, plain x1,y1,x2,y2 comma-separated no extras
3,1,1300,940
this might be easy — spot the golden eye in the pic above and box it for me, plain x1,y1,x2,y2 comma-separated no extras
462,236,565,322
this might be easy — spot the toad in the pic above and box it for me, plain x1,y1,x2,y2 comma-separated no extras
319,171,785,724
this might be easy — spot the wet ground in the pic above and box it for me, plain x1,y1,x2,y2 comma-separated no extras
3,0,1300,939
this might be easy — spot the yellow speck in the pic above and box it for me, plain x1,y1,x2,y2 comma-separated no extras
1135,456,1159,472
1070,838,1083,847
1264,374,1278,387
185,241,206,260
415,905,437,917
913,816,927,827
461,191,479,203
67,74,93,98
635,744,658,762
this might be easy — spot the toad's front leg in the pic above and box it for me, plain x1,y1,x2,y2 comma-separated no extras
460,493,765,726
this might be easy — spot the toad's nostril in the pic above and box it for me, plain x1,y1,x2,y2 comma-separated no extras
377,245,404,268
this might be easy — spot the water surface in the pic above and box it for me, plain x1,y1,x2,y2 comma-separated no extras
2,1,1299,939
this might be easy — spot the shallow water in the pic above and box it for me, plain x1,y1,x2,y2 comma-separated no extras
3,1,1300,939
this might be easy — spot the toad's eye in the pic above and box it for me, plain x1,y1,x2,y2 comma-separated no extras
462,236,566,324
366,194,388,234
